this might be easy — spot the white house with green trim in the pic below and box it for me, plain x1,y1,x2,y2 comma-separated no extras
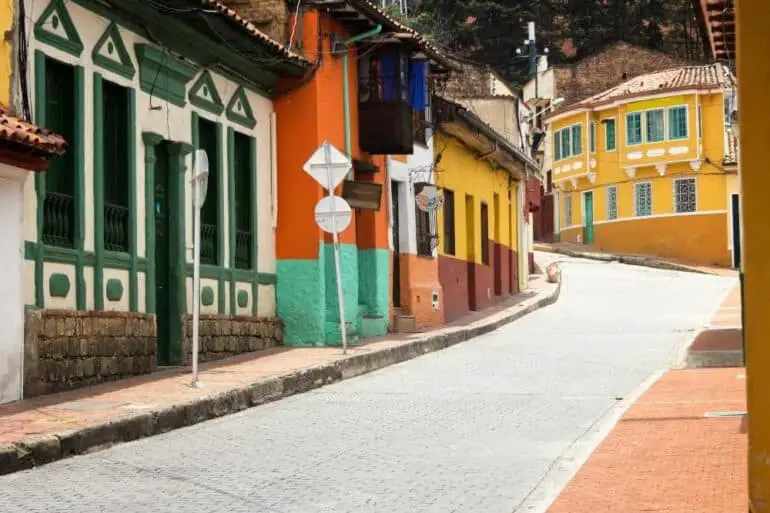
16,0,307,392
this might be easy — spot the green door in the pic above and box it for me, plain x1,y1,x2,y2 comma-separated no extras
583,192,594,245
154,142,172,365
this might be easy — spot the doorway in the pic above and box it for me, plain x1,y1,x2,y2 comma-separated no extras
493,193,502,296
731,193,741,269
153,142,179,366
0,176,24,403
583,191,594,245
391,181,401,308
465,194,477,311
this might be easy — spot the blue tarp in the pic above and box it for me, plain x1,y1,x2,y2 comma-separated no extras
408,60,427,111
380,52,399,101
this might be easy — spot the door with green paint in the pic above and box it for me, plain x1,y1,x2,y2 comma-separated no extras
583,192,594,245
154,142,173,366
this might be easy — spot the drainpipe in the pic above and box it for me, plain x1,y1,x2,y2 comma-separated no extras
342,24,383,161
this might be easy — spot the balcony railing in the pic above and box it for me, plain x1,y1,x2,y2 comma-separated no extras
104,202,129,252
42,192,75,248
234,229,252,269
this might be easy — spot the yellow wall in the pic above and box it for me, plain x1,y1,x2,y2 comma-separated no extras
0,0,11,104
552,90,734,266
737,2,770,510
435,134,520,265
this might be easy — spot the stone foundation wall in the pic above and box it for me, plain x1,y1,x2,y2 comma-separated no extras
182,315,284,365
24,309,157,398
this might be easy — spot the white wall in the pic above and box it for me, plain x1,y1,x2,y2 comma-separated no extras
0,164,27,403
23,0,277,316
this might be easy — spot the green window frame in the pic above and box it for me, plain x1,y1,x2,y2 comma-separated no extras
560,128,571,159
197,117,221,266
571,124,582,155
589,122,596,153
554,131,562,161
232,131,253,270
604,118,616,151
634,182,652,217
668,106,688,140
645,109,665,143
626,112,642,145
102,80,131,253
41,57,78,248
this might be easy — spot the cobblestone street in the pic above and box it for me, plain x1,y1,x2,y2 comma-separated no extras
0,256,735,513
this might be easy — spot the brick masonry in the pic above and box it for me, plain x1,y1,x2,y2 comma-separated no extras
221,0,288,43
181,315,284,365
554,41,693,106
23,309,157,398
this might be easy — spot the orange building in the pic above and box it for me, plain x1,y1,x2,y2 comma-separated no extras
274,0,450,345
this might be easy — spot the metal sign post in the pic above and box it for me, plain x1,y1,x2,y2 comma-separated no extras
303,142,353,354
190,150,209,387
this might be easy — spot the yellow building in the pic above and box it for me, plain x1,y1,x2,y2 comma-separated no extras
433,96,537,322
546,64,739,267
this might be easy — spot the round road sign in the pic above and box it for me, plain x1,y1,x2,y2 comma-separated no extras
314,195,353,234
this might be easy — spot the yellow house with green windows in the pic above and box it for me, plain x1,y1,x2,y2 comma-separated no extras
545,63,739,267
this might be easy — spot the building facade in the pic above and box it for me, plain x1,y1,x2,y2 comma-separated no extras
434,96,537,322
17,0,306,396
546,63,738,267
273,0,450,345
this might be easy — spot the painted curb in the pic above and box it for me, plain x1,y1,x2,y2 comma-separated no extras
533,245,713,275
0,277,562,476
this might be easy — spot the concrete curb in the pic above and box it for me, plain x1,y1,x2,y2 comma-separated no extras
533,245,713,275
686,350,744,369
0,277,562,476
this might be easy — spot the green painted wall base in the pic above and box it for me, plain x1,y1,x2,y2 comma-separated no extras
277,243,390,346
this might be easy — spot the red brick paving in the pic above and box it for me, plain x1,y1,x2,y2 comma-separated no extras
547,368,747,513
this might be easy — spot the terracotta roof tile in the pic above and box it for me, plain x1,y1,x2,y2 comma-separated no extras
200,0,309,64
0,106,66,157
576,63,736,109
725,133,738,165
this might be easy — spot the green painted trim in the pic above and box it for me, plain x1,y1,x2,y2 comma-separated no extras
127,88,138,312
25,241,148,272
227,128,236,315
183,262,275,286
257,273,276,285
225,86,256,129
134,43,197,107
249,136,259,316
92,22,136,80
33,0,84,58
142,131,164,313
49,273,71,298
105,278,124,301
189,70,225,115
201,286,215,306
237,289,248,309
167,141,194,365
93,72,105,311
74,66,87,311
216,123,226,315
33,51,46,309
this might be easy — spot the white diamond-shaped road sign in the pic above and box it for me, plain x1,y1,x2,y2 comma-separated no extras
303,141,352,191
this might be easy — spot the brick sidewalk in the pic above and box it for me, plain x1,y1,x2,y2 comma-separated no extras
0,274,559,474
547,368,747,513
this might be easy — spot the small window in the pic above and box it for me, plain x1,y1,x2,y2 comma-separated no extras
674,178,697,213
442,189,455,255
668,106,688,140
564,194,573,226
626,112,642,145
571,124,582,155
480,203,489,265
233,132,253,269
646,109,665,143
634,182,652,217
415,183,433,257
102,80,130,253
560,128,571,159
197,117,221,266
604,119,616,151
589,122,596,153
554,131,562,161
606,185,617,220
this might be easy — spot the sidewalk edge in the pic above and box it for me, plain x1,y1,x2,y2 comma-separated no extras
533,245,713,275
0,279,561,476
